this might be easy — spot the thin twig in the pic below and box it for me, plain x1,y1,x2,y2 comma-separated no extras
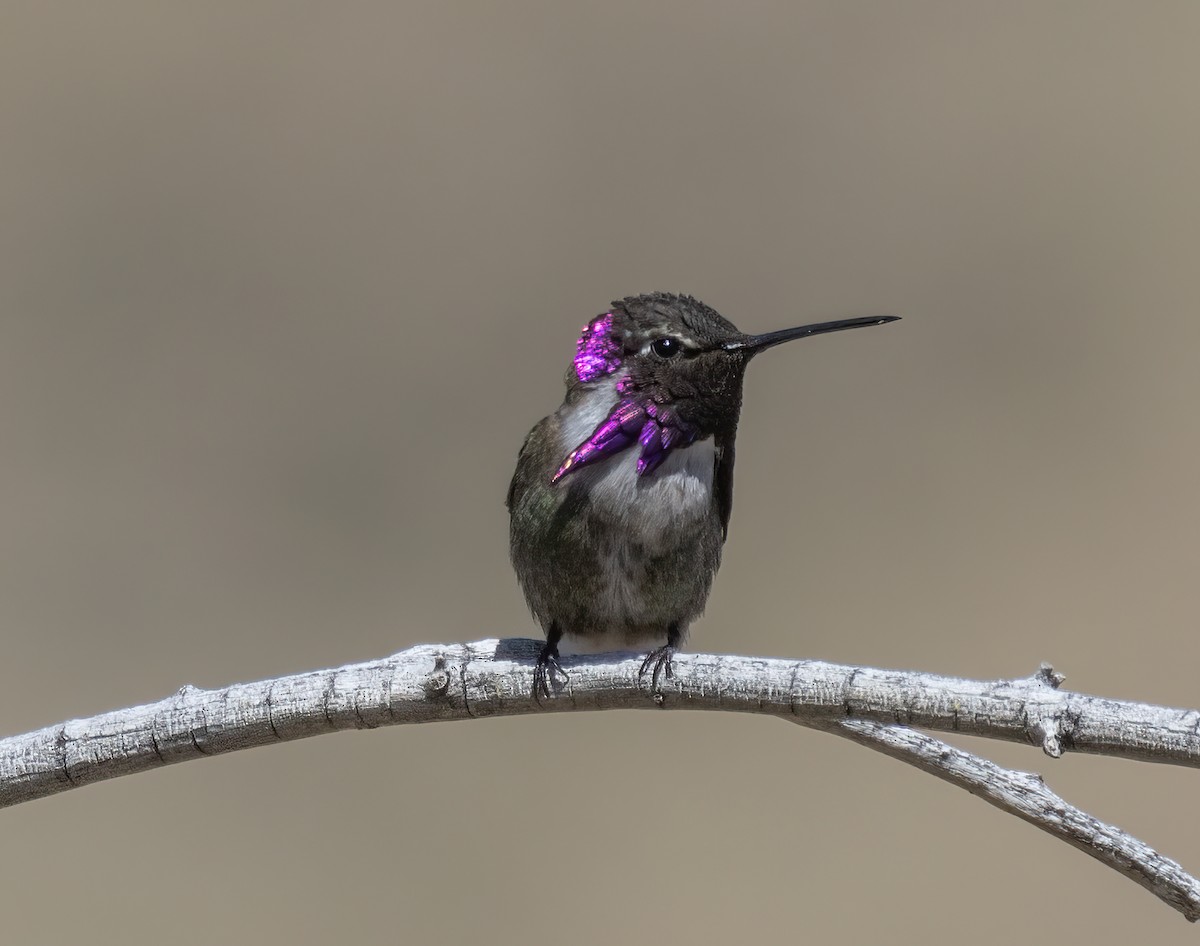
809,718,1200,921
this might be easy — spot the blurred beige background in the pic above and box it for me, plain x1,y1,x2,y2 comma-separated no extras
3,2,1199,942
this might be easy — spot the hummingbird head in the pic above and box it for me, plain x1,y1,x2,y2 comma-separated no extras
553,292,898,482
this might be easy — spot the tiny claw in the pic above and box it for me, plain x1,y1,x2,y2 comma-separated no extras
638,645,676,694
532,645,568,704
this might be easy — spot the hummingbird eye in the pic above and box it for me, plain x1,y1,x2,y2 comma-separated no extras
651,337,682,359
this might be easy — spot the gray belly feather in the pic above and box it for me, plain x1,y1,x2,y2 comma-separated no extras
549,382,720,651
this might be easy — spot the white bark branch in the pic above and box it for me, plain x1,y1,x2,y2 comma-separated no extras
814,718,1200,921
2,638,1198,919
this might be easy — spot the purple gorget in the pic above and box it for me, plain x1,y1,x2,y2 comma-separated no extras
552,314,700,483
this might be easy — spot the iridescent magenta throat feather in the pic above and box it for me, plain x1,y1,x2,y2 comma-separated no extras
573,313,621,382
554,313,699,483
552,398,700,483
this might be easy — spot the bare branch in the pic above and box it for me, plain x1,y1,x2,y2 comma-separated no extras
2,638,1198,919
811,718,1200,922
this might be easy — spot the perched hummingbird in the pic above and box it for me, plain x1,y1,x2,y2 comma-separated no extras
507,292,898,700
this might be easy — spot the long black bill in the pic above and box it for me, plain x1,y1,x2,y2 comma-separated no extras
723,315,900,354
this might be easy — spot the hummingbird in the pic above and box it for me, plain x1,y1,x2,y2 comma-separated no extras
507,292,898,701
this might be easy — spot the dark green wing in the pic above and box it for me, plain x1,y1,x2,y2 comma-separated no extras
506,425,537,511
714,435,735,540
507,415,559,512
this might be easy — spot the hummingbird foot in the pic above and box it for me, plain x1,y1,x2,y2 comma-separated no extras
638,622,683,694
532,628,568,704
638,644,677,693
